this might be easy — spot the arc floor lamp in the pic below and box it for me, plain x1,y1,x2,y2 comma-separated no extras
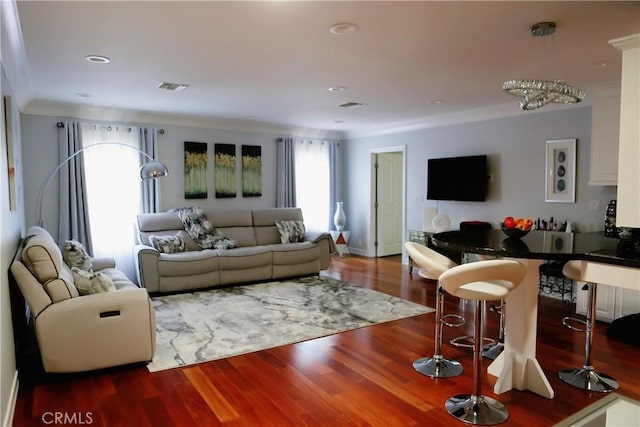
36,141,169,227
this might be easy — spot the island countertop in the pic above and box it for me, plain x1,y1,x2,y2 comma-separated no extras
431,230,640,268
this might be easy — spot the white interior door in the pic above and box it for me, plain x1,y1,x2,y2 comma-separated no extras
376,152,403,256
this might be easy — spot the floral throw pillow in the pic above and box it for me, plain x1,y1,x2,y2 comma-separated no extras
275,220,306,244
149,234,186,254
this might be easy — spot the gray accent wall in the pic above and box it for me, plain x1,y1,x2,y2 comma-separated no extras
344,106,617,256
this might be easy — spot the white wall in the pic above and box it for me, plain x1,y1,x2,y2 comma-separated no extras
1,66,25,427
344,106,617,255
20,114,283,233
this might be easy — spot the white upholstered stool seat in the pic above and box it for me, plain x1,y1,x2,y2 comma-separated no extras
559,260,618,393
408,242,458,279
448,280,515,301
405,242,463,379
439,259,526,425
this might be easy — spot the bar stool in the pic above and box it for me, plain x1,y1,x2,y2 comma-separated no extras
439,259,526,425
559,261,618,393
450,253,498,355
405,242,464,378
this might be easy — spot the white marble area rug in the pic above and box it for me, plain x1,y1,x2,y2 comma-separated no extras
147,275,433,372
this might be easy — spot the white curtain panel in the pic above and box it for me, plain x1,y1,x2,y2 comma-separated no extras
294,139,331,232
80,123,140,281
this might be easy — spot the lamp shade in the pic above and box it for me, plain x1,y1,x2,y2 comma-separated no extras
140,161,169,179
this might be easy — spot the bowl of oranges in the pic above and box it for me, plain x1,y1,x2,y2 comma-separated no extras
501,216,533,239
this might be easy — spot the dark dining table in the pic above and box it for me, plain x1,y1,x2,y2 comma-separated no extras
431,229,640,399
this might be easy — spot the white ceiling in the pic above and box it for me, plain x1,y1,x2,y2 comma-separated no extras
4,1,640,138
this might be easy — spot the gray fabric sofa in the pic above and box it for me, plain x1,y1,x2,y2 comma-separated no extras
134,208,334,293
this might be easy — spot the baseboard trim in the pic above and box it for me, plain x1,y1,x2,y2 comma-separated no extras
2,370,18,427
347,247,368,257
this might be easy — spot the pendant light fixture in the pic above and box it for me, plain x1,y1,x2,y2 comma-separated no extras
503,22,585,111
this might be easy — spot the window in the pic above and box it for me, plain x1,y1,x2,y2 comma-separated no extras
81,124,140,280
294,140,331,232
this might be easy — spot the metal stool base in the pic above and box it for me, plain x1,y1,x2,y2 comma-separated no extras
445,394,508,425
451,335,495,350
413,356,463,378
559,367,619,393
482,342,504,360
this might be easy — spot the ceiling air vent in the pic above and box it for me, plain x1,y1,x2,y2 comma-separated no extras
157,82,189,92
338,101,364,109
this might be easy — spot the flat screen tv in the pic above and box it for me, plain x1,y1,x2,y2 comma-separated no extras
427,155,488,202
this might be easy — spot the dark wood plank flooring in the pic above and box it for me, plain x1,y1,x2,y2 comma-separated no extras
13,255,640,426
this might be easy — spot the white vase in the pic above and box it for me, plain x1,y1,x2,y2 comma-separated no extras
334,202,346,231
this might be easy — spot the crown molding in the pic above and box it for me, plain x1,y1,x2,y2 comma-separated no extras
609,33,640,51
343,99,591,140
22,99,346,140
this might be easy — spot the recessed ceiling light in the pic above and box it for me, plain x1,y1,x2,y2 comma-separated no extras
329,23,358,35
431,99,445,105
85,55,110,64
334,120,345,123
328,86,347,92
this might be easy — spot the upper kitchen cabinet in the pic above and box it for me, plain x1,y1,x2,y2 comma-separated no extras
610,34,640,228
589,82,621,186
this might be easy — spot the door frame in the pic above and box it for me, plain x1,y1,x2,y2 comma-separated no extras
368,145,407,257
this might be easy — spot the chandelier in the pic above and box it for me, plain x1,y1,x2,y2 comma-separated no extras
503,22,585,111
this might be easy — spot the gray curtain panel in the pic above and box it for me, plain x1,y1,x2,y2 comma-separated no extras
139,127,161,213
57,121,93,254
328,140,342,231
276,137,296,208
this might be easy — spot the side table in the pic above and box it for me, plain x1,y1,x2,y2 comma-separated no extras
330,230,350,256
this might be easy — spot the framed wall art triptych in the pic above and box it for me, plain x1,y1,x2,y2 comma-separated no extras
182,141,263,200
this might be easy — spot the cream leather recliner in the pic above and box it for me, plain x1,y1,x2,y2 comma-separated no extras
10,226,155,373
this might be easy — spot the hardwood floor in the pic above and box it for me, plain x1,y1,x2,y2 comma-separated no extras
13,255,640,426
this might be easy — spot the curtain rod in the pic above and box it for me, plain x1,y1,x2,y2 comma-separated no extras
56,122,165,134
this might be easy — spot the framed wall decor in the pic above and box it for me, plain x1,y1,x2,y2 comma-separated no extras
214,143,236,198
545,139,576,203
184,141,208,199
241,145,262,197
3,96,18,210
